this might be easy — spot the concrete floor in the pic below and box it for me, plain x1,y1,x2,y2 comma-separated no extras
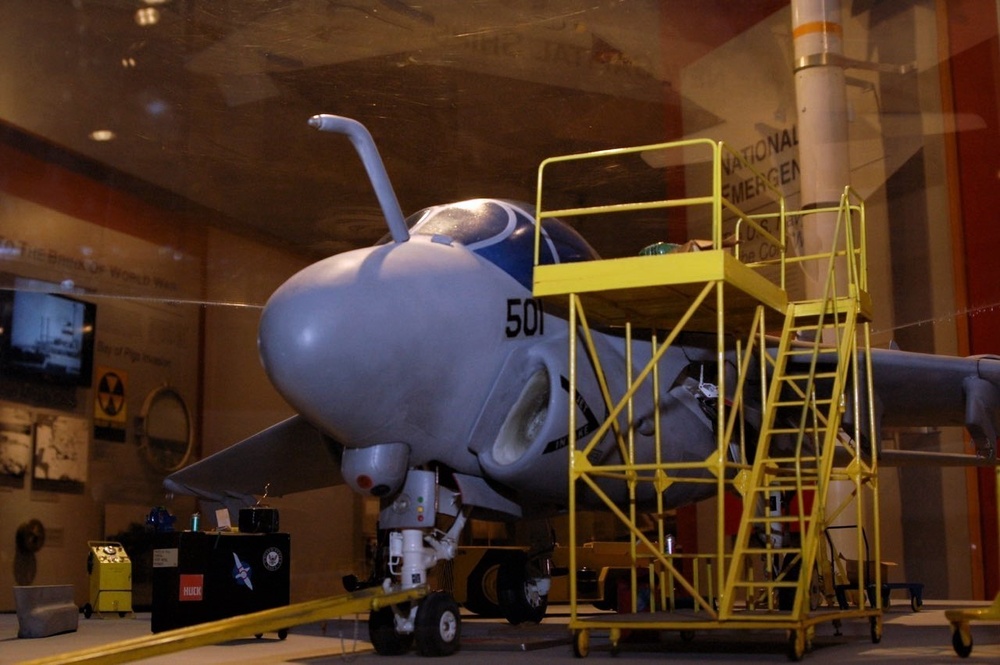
2,602,998,664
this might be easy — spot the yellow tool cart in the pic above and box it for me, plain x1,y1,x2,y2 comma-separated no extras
83,540,133,618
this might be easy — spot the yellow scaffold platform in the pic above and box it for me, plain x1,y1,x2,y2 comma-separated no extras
18,585,426,665
533,138,881,661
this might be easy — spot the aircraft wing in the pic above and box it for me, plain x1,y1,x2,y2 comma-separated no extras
162,347,999,508
164,415,344,502
854,348,1000,461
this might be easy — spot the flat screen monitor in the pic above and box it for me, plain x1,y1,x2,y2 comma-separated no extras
0,290,96,388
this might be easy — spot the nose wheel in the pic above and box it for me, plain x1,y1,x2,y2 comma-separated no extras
368,592,462,657
369,605,414,656
415,591,462,656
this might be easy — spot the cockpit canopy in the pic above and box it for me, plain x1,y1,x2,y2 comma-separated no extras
397,198,600,290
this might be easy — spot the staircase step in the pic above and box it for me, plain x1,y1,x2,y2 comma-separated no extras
728,580,801,589
734,547,804,557
743,515,812,525
770,398,836,409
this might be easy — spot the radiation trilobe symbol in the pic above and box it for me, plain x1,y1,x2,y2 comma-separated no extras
97,372,126,417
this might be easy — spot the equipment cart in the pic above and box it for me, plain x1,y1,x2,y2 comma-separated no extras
84,540,133,618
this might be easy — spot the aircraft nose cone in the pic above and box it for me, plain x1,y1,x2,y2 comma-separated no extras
258,276,332,397
257,237,502,447
258,249,380,437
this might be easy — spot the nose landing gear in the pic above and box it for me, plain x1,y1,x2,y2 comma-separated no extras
366,470,468,657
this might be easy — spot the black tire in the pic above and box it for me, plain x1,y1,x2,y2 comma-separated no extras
462,549,507,617
368,605,413,656
82,603,93,619
497,557,548,625
787,630,805,662
414,592,461,657
869,616,882,644
951,628,972,658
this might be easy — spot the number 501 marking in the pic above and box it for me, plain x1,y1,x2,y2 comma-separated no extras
505,298,545,338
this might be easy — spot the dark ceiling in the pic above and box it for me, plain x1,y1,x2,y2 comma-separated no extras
0,0,787,258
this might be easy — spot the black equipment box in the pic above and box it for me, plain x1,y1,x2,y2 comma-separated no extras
151,531,290,633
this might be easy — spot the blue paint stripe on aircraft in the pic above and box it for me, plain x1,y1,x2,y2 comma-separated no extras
407,199,600,291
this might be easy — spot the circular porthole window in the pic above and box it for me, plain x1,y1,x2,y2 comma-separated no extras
137,386,193,472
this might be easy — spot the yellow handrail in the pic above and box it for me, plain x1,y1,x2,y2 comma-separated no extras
534,138,787,289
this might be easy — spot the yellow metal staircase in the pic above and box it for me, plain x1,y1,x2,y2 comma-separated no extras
720,293,866,620
720,188,879,645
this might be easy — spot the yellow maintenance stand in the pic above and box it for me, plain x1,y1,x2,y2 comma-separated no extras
532,138,881,660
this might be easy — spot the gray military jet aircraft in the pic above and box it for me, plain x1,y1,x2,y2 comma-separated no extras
166,115,999,656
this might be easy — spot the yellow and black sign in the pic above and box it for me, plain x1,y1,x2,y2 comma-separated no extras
95,368,128,422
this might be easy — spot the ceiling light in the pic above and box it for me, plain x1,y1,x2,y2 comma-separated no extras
135,7,160,26
89,129,116,142
146,99,168,116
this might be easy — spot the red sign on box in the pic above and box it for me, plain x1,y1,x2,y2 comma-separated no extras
179,574,204,602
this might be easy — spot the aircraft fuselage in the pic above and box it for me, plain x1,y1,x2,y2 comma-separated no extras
258,199,724,515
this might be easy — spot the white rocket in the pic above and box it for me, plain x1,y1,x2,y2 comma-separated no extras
792,0,850,294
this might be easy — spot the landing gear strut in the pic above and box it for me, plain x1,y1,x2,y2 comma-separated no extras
367,470,468,657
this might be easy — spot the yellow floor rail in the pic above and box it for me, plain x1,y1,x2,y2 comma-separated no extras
19,586,427,665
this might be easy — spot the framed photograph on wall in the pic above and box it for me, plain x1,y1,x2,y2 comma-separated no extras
33,413,88,493
0,403,32,488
